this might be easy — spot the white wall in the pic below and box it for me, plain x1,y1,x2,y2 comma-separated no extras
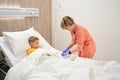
52,0,120,61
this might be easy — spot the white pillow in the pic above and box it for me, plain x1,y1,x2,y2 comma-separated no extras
2,27,52,58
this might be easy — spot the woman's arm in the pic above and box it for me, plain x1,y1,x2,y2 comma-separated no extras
68,40,78,54
68,40,76,49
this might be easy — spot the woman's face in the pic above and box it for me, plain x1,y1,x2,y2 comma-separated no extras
65,25,73,31
65,24,75,31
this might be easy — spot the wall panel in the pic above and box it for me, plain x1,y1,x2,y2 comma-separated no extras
0,0,52,44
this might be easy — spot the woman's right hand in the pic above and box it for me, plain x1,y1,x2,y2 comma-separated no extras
62,47,69,53
61,47,69,56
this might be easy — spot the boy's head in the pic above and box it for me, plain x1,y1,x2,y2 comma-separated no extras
28,36,39,48
61,16,75,31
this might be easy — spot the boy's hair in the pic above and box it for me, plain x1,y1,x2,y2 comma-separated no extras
28,36,39,44
61,16,75,29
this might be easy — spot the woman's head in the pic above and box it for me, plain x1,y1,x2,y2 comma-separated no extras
61,16,75,30
28,36,39,48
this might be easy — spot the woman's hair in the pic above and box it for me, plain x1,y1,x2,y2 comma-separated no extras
28,36,39,43
61,16,75,29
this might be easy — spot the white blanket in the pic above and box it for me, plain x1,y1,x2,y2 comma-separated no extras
5,48,120,80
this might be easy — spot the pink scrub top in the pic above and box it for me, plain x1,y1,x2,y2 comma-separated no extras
70,23,96,58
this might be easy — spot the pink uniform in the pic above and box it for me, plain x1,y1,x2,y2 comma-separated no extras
70,24,96,58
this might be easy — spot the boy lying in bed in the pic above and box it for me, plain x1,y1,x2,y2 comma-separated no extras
27,36,59,57
27,36,41,55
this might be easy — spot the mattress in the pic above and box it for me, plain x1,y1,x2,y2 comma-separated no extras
0,37,21,68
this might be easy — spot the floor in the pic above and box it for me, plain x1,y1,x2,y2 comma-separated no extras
0,60,10,80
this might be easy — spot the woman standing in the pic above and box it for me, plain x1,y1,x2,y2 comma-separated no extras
61,16,96,58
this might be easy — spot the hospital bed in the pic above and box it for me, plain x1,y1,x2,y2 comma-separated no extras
0,37,20,67
0,28,62,68
1,28,120,80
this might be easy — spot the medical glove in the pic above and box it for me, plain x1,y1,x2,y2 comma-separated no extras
61,50,69,56
62,47,69,53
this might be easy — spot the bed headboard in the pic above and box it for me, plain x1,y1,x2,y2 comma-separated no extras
0,0,52,44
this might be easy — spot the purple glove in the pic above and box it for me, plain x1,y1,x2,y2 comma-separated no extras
61,50,69,56
62,47,69,53
61,47,69,56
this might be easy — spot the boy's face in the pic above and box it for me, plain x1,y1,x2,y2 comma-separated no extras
30,40,39,48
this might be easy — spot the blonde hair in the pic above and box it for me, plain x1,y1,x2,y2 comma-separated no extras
28,36,39,44
61,16,75,29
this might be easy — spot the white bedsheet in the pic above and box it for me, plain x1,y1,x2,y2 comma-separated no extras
5,48,120,80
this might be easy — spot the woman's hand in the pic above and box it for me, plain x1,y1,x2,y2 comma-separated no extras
61,47,69,56
62,47,69,53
